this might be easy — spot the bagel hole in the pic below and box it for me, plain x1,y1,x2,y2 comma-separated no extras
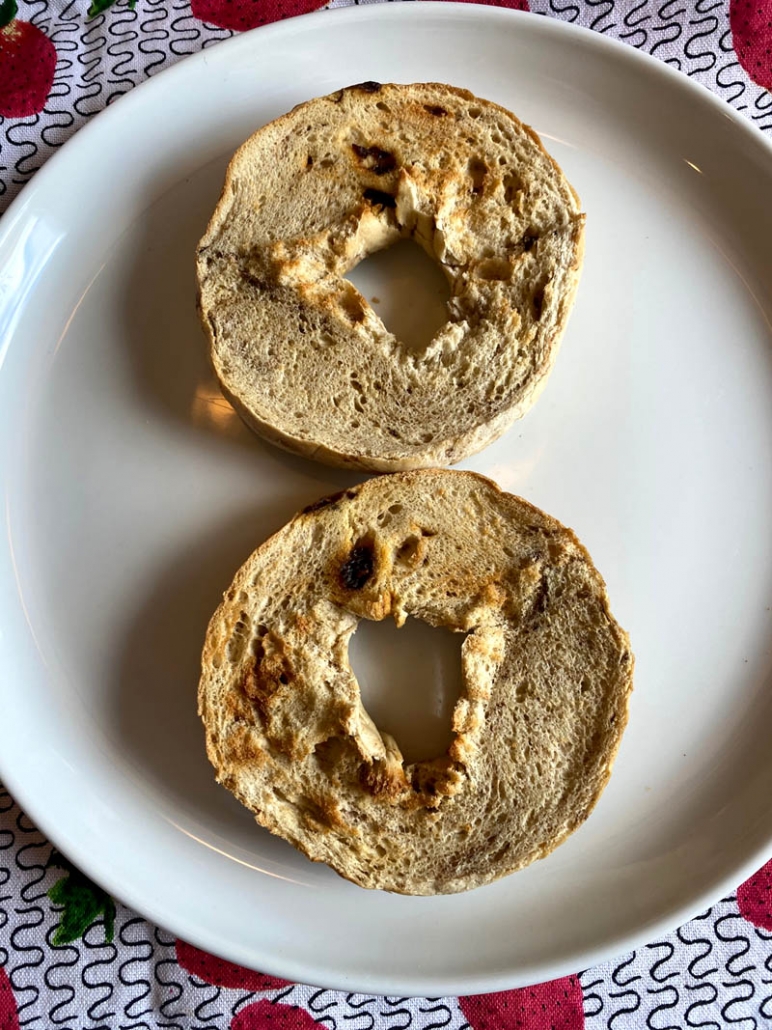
349,616,465,765
344,239,450,355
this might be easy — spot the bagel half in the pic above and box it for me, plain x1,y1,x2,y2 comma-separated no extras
196,82,585,471
199,471,633,895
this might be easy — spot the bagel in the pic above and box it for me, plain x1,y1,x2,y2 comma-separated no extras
199,470,633,895
196,82,585,472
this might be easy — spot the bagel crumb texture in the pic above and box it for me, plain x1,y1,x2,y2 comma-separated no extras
199,470,633,895
196,82,585,471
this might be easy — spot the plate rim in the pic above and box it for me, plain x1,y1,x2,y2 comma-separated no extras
2,1,772,996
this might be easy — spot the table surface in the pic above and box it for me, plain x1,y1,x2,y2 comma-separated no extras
1,0,772,1025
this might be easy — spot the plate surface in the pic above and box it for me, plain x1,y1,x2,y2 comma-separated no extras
2,3,772,996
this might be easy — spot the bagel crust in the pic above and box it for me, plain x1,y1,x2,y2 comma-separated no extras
199,471,633,895
196,83,585,471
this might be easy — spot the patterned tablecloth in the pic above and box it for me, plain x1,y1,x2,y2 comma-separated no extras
2,0,772,1025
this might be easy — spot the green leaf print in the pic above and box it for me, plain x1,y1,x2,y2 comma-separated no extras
47,850,116,945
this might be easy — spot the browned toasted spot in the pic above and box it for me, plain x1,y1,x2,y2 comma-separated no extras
294,794,334,832
241,649,294,717
301,489,347,516
340,542,376,590
360,758,409,799
316,793,350,831
363,187,397,209
409,757,463,807
350,80,382,93
229,724,267,765
338,289,366,323
424,104,448,117
294,613,311,636
351,144,398,176
223,689,254,725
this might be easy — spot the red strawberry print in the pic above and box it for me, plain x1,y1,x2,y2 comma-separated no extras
176,940,291,991
0,0,56,118
430,0,529,10
730,0,772,91
232,1000,320,1030
190,0,327,32
460,976,584,1030
737,859,772,931
0,966,20,1030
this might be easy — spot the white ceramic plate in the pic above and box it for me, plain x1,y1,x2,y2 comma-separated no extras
2,3,772,997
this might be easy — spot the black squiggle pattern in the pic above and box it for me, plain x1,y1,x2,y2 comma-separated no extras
646,983,679,1029
417,1000,452,1030
650,0,685,59
720,976,756,1028
751,90,772,131
716,56,747,105
378,998,415,1030
191,979,224,1029
581,972,605,1018
138,0,173,72
618,0,650,49
43,926,79,1026
106,7,141,97
647,941,679,983
684,13,719,73
82,920,119,1024
547,0,581,22
0,788,13,971
583,0,616,32
684,980,720,1029
153,929,185,1026
308,989,342,1015
74,15,109,116
10,904,46,1023
343,1005,375,1030
678,928,718,982
760,933,772,1021
716,913,756,978
15,842,49,906
118,917,156,1025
